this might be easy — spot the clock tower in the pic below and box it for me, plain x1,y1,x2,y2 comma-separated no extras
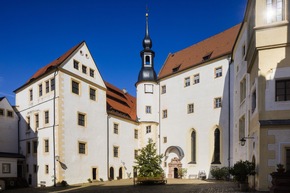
136,12,159,147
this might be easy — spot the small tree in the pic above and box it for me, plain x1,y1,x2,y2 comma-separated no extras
135,139,164,177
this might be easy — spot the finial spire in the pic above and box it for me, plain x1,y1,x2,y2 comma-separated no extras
143,8,152,49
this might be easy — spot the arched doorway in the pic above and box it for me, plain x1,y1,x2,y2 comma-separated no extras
109,167,114,180
174,168,178,178
168,157,182,178
119,167,123,179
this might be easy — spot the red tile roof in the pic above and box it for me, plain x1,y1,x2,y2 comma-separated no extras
14,41,137,122
158,24,241,79
14,41,84,92
105,81,137,122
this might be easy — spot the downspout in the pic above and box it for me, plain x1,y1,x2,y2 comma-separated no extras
158,82,161,156
228,56,232,171
107,115,110,180
17,112,20,154
52,68,58,187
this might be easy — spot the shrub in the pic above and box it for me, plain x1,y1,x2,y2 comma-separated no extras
210,167,229,180
229,160,255,183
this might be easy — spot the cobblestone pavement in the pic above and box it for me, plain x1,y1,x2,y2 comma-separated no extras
3,179,270,193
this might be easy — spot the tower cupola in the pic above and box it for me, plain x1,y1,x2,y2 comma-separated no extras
136,12,157,84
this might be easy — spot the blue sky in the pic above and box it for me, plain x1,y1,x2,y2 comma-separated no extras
0,0,246,105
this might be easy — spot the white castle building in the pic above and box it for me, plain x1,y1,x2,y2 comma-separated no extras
1,0,290,191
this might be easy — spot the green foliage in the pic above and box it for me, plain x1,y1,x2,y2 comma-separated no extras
229,160,255,182
135,139,164,177
210,167,229,180
178,168,187,178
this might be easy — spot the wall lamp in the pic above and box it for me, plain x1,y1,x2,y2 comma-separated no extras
240,137,254,146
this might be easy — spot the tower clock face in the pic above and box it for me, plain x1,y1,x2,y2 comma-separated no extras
144,84,153,93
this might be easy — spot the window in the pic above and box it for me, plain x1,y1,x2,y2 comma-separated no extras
193,74,200,84
78,113,86,126
35,114,39,129
276,79,290,101
72,80,79,95
146,125,151,134
252,90,257,113
214,97,222,108
144,55,151,66
44,139,49,153
239,116,245,140
7,110,13,117
39,84,43,96
134,129,138,139
51,78,55,91
240,78,246,103
79,142,86,154
90,69,95,78
33,141,38,154
44,111,49,124
188,104,194,114
184,77,190,87
89,88,96,101
33,164,37,173
73,60,79,70
215,67,222,78
27,141,31,154
212,128,221,164
144,84,153,93
82,65,87,74
114,123,119,134
191,131,196,163
146,106,151,114
0,109,4,116
161,85,166,94
2,163,11,173
266,0,285,24
29,89,33,101
113,146,119,158
134,150,138,159
45,165,49,174
45,81,49,93
242,44,246,57
27,116,30,130
163,137,167,143
162,110,167,119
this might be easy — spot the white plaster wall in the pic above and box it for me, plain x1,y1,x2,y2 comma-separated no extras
136,82,159,123
108,116,138,179
232,23,249,162
0,98,18,153
160,57,231,178
59,70,107,185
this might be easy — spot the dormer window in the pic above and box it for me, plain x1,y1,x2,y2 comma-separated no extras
172,65,181,73
203,52,213,61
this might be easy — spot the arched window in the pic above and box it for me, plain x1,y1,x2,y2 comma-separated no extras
145,55,151,66
212,128,221,164
191,131,196,163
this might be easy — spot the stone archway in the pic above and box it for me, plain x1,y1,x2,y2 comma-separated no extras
168,157,182,178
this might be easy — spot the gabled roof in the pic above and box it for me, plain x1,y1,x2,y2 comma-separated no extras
158,24,241,79
105,81,137,122
14,41,84,92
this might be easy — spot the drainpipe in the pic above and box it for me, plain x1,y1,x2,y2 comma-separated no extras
228,56,232,171
107,115,110,179
52,68,58,187
158,82,161,156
